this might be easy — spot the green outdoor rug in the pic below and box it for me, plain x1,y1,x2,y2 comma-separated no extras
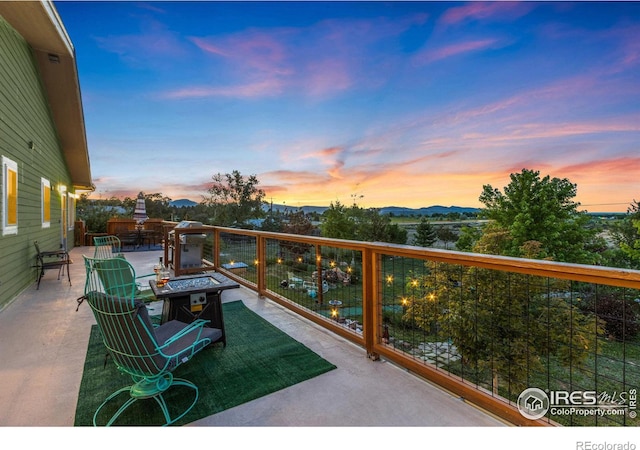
74,300,336,426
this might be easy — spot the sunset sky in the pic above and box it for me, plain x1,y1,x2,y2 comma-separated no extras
56,1,640,212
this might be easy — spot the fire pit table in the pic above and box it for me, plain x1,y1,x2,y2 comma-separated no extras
149,273,239,346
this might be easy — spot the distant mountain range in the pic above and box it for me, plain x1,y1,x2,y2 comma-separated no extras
169,198,198,207
267,203,480,216
170,199,479,216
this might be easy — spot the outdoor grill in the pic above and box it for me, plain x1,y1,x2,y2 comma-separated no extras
168,220,207,269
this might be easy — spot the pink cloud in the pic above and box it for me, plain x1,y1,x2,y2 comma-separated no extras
190,30,293,76
166,13,428,101
160,79,284,99
615,25,640,68
306,146,343,162
439,2,534,27
95,21,187,65
559,156,640,182
304,58,353,96
440,72,622,129
414,38,500,64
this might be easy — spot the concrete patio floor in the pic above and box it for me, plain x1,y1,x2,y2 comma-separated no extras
0,245,508,428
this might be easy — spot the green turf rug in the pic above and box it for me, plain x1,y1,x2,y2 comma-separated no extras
74,300,336,426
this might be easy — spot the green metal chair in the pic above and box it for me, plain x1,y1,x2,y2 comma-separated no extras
92,235,156,301
92,255,157,302
81,255,221,426
93,235,124,259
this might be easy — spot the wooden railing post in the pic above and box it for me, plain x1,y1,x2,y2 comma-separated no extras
213,228,220,268
362,247,378,359
256,235,266,296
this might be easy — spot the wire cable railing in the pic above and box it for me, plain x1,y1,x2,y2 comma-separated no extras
165,223,640,426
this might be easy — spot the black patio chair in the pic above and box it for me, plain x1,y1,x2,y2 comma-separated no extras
34,241,71,289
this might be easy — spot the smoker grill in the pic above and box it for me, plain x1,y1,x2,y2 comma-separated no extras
168,221,207,269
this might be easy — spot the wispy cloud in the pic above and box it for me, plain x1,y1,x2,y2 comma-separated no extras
155,13,427,100
413,38,500,64
71,2,639,212
161,79,284,99
190,30,294,75
94,21,188,67
560,156,640,183
439,1,535,27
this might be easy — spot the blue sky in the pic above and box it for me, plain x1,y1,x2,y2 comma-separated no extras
55,1,640,212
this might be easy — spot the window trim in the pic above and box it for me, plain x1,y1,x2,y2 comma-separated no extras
2,156,18,236
41,177,51,228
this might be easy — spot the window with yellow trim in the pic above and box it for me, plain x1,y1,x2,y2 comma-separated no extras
2,156,18,235
42,178,51,228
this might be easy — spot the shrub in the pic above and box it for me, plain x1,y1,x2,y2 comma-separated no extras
581,294,640,341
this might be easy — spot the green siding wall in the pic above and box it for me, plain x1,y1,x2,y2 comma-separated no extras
0,16,77,309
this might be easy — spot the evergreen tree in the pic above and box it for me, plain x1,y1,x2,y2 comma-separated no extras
320,200,357,240
412,217,437,247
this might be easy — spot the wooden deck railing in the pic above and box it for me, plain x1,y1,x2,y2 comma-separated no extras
162,221,640,427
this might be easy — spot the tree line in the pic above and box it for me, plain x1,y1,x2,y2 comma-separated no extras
79,168,640,270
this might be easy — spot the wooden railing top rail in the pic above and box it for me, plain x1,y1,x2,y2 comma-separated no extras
159,221,640,289
159,221,640,426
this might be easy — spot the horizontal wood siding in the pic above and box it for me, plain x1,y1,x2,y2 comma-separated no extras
0,17,77,309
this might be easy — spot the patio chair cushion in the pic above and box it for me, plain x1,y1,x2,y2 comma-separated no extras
155,320,222,365
86,291,219,372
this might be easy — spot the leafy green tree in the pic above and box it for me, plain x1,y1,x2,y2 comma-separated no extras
144,193,173,219
413,217,438,247
320,200,358,240
76,194,127,233
321,201,406,244
260,214,283,232
203,170,265,227
386,222,408,245
620,219,640,264
357,208,407,244
436,226,457,249
455,225,482,252
121,192,173,220
404,169,605,393
479,169,599,264
279,210,315,259
609,200,640,268
403,262,602,394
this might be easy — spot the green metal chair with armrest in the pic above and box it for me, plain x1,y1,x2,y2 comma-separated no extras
93,235,124,259
92,236,156,300
80,255,222,426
